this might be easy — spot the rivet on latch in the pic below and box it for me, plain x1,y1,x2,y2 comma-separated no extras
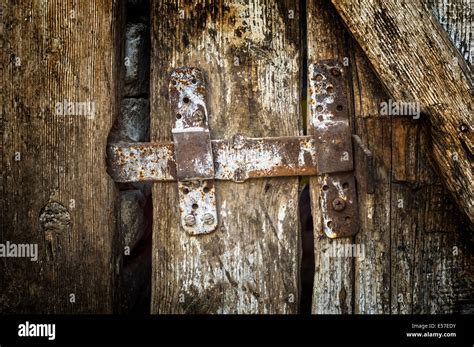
332,197,346,211
203,213,215,225
184,214,196,226
233,167,247,183
191,110,204,123
232,134,246,149
331,67,341,77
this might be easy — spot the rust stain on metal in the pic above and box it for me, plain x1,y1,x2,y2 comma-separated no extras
106,63,362,238
170,67,218,235
107,142,176,182
309,60,359,238
170,67,215,181
173,130,215,180
319,173,359,238
213,135,318,182
107,135,318,183
309,60,353,174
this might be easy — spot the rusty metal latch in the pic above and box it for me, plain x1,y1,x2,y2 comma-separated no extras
309,60,359,238
169,68,218,235
107,63,374,237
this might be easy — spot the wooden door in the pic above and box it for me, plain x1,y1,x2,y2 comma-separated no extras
148,0,473,314
150,0,302,314
1,0,472,315
1,1,119,313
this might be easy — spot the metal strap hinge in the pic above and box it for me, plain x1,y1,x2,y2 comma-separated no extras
107,63,374,237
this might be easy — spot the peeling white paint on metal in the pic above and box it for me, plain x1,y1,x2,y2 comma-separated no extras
214,143,284,179
172,126,207,133
108,143,175,181
313,119,348,131
190,153,214,177
171,69,209,131
178,181,217,235
298,138,317,167
333,180,347,200
320,175,337,239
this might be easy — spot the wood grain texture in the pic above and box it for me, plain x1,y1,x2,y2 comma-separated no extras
331,0,474,224
350,44,473,314
150,0,302,313
0,1,119,312
350,43,392,314
390,118,474,314
428,0,473,64
331,1,473,314
307,1,354,314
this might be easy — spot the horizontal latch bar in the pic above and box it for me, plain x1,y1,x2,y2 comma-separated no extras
107,134,320,183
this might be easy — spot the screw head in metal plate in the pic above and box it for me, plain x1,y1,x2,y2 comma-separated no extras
203,213,215,225
184,214,196,226
332,197,346,211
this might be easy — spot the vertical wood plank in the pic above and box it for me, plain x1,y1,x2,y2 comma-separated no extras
150,0,302,313
307,1,354,314
350,43,392,314
391,118,474,314
1,0,118,312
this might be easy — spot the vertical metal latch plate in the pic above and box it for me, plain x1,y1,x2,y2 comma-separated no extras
309,60,359,238
169,67,218,235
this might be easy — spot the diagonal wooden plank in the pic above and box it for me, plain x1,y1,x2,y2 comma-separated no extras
428,0,473,64
331,0,474,223
348,12,474,314
150,0,302,313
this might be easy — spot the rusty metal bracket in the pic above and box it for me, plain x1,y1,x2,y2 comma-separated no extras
106,63,369,238
309,60,359,238
169,67,218,235
319,173,359,239
107,135,318,183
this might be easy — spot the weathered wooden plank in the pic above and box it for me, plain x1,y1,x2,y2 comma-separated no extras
0,1,118,312
307,0,354,314
390,117,474,314
345,4,473,313
428,0,473,64
331,0,474,224
414,229,474,314
150,0,302,313
350,43,392,314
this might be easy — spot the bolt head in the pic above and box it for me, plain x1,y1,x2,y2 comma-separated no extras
332,197,346,211
331,68,341,77
191,110,203,123
203,213,215,225
232,134,246,149
184,214,196,226
233,168,247,183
